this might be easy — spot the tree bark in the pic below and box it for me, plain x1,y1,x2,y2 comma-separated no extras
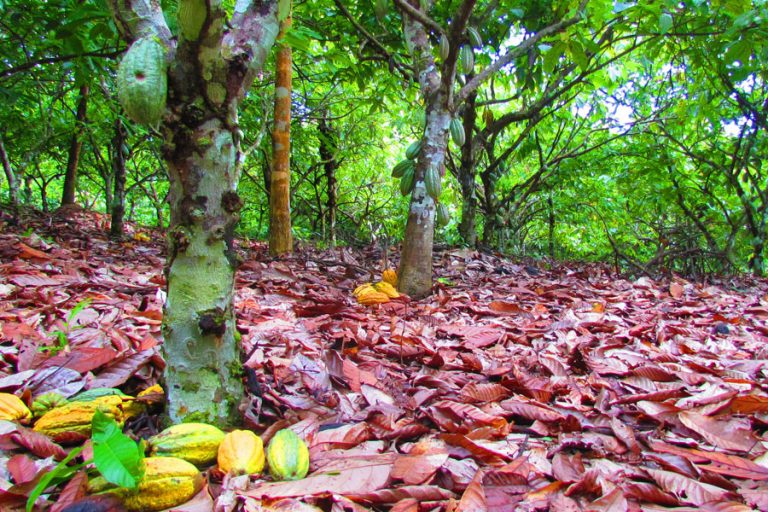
0,135,19,208
269,16,293,256
318,111,338,247
61,84,89,206
107,0,280,426
110,118,127,238
458,91,478,247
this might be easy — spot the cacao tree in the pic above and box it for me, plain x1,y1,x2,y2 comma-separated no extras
269,10,294,256
105,0,281,426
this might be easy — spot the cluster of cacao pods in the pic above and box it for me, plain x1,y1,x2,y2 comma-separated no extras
354,270,400,305
392,139,421,196
4,386,312,511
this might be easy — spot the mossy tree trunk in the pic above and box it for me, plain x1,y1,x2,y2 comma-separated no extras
0,135,19,209
269,15,293,257
107,0,280,426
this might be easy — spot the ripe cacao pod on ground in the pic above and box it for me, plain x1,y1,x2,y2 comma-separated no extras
0,393,31,422
357,290,390,305
33,395,124,443
31,392,68,418
382,269,398,286
88,456,203,512
218,429,265,475
148,422,225,467
373,281,399,298
267,429,310,480
117,37,168,126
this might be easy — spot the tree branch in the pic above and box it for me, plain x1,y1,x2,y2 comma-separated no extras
456,0,587,105
393,0,445,36
105,0,172,45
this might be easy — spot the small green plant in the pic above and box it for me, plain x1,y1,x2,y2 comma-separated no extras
39,298,93,355
26,410,144,511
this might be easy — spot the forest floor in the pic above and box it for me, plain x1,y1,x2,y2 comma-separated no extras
2,206,768,512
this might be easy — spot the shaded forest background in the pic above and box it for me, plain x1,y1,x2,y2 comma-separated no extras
0,0,766,277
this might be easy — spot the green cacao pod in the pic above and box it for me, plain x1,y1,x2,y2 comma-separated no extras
392,159,414,178
218,430,265,475
88,456,203,512
400,166,415,196
450,118,466,146
424,165,442,200
405,140,422,160
31,392,68,417
148,423,225,467
436,203,450,227
117,37,168,126
467,27,483,48
267,429,310,480
459,45,474,74
72,388,130,402
439,34,450,60
178,0,207,40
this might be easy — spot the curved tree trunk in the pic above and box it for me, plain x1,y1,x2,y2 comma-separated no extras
61,84,89,206
269,16,293,256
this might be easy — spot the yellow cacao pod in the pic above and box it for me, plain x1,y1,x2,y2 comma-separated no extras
382,269,397,286
357,290,390,305
353,283,375,297
0,393,32,422
88,456,203,512
149,422,225,467
373,281,399,298
33,395,123,443
218,429,265,475
267,429,310,481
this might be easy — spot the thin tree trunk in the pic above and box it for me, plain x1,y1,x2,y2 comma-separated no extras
61,84,89,206
269,16,293,256
0,135,19,209
318,111,338,247
547,194,555,259
110,118,127,238
458,91,478,247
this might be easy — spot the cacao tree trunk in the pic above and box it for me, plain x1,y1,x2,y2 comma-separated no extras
458,92,478,247
110,118,127,239
61,84,89,206
269,16,293,257
0,135,19,208
107,0,280,426
318,111,338,247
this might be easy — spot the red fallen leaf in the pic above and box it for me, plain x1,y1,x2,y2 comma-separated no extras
650,441,768,480
245,454,394,499
587,487,628,512
390,498,420,512
353,484,454,503
498,398,565,423
294,301,346,317
678,411,756,452
17,242,53,260
9,274,63,287
439,433,515,463
41,347,119,374
459,382,510,404
670,282,684,299
439,325,504,348
454,467,487,512
50,471,93,512
7,454,39,485
647,468,732,506
488,301,526,314
391,453,449,485
551,452,585,483
623,481,679,506
313,422,369,451
427,400,507,432
729,393,768,414
10,425,67,460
